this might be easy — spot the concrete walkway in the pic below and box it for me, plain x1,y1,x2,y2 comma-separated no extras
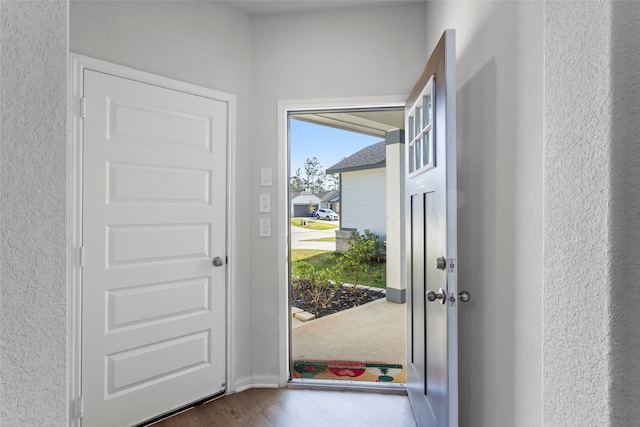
291,299,406,365
290,223,337,251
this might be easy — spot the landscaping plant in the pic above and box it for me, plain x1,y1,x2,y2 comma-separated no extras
290,230,386,318
332,230,385,293
291,261,339,310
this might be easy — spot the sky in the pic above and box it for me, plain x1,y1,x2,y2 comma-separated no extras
289,118,382,177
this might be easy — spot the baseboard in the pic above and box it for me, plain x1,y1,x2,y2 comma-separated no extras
250,375,281,389
232,376,253,393
229,374,281,394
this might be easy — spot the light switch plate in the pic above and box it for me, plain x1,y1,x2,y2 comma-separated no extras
260,168,272,187
259,218,271,237
259,194,271,213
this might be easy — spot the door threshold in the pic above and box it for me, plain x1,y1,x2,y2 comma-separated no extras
140,391,225,426
288,378,407,395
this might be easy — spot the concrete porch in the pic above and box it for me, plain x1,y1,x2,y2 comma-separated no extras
291,299,406,366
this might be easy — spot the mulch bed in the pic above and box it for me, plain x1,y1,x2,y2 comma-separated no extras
291,286,385,319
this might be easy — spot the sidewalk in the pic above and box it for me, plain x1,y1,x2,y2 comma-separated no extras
290,224,337,251
291,299,406,365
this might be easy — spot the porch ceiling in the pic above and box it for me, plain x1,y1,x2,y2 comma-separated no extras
291,110,404,138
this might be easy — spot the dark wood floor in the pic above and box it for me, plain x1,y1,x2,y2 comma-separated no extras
151,387,417,427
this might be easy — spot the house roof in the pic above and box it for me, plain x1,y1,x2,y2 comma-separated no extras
291,191,321,198
291,190,340,203
317,190,340,202
326,141,386,174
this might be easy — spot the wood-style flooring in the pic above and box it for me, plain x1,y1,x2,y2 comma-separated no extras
151,387,417,427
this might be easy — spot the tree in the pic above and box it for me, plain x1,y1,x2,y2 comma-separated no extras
325,173,340,191
290,157,337,193
304,157,326,193
290,168,305,192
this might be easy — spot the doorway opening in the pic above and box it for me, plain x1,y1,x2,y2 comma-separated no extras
282,103,408,388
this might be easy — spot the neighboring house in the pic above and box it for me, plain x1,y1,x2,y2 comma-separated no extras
290,190,340,217
290,191,321,217
327,141,386,238
316,190,340,213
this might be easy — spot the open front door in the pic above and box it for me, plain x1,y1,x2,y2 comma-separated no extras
405,30,458,426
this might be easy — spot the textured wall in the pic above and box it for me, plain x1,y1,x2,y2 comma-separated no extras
610,1,640,424
425,2,544,425
0,1,69,425
543,1,613,425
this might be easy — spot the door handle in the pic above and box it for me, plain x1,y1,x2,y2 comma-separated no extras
212,256,224,267
426,288,447,304
458,291,471,303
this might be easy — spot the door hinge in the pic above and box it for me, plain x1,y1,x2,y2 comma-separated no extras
80,98,86,119
79,246,85,268
78,395,84,418
226,256,228,265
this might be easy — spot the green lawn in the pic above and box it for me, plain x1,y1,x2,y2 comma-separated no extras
302,237,336,243
290,218,339,231
291,249,386,289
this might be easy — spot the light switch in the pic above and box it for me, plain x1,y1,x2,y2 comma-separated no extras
259,218,271,237
259,194,271,213
260,168,273,186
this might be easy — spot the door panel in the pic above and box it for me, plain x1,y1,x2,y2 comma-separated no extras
82,70,227,426
410,193,426,393
425,190,447,421
406,30,457,427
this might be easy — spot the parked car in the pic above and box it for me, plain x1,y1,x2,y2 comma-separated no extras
316,209,339,221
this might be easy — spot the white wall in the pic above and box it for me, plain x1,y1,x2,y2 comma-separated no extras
425,2,543,425
250,3,427,381
1,1,69,425
341,168,387,237
70,0,255,390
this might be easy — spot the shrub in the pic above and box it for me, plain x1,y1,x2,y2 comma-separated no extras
347,230,384,264
291,261,338,308
331,230,384,290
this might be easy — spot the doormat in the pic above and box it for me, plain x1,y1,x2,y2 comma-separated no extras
292,360,406,383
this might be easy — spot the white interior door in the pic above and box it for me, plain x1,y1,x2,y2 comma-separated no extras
405,30,458,426
81,69,227,426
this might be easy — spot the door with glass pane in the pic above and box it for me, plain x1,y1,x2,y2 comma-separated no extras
405,29,458,427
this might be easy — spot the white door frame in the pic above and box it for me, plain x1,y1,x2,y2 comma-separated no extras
67,54,237,426
276,95,407,386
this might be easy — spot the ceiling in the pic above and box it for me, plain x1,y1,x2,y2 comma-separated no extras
291,109,404,138
220,0,425,16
